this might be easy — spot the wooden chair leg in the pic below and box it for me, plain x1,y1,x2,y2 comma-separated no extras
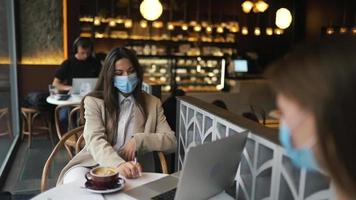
27,113,32,148
47,120,54,146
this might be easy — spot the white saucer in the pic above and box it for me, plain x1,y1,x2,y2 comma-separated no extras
85,179,125,194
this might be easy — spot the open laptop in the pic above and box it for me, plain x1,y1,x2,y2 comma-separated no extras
125,130,249,200
71,78,98,95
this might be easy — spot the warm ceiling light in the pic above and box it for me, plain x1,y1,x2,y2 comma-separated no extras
230,26,239,33
93,17,101,26
109,19,116,27
201,21,208,27
190,21,198,26
340,27,348,34
229,22,239,33
326,27,334,35
275,8,292,29
194,25,202,32
242,1,254,13
124,19,133,28
140,20,148,28
254,27,261,36
216,26,224,33
167,23,174,30
274,28,284,35
152,21,163,28
352,27,356,34
266,27,273,35
206,26,213,33
116,18,124,24
140,0,163,21
182,24,188,31
254,0,269,13
242,27,248,35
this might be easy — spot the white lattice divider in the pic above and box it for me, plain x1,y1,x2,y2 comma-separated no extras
177,98,336,200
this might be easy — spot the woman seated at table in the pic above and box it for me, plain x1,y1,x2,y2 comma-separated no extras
57,47,177,185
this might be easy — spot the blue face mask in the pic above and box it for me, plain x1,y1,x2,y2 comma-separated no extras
113,73,138,94
279,121,320,171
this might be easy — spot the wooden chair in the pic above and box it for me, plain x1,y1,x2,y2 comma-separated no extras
54,104,81,158
156,152,168,174
41,127,169,192
41,126,84,192
249,105,266,125
68,106,82,130
0,108,12,138
21,107,53,148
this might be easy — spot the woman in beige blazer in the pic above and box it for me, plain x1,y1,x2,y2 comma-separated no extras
57,47,177,185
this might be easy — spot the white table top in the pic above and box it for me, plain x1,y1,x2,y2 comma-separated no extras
32,172,168,200
46,94,82,106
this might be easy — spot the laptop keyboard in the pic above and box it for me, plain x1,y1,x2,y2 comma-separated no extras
151,188,177,200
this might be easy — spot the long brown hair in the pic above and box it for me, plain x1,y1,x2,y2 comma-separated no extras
80,47,146,140
266,37,356,198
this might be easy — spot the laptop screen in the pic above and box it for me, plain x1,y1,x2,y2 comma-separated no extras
72,78,98,95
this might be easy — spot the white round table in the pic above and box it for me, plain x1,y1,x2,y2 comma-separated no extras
32,172,168,200
46,94,83,106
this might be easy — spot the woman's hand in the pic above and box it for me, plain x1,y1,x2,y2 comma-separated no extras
117,161,142,179
120,138,136,161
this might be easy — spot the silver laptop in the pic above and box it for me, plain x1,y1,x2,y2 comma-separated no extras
125,130,248,200
71,78,98,95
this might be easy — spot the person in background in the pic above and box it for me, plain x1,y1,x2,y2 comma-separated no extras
57,47,176,185
52,37,101,91
52,37,102,131
162,86,186,132
162,86,185,173
266,37,356,200
212,99,228,110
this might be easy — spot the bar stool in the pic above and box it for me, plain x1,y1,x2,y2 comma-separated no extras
21,107,54,148
0,108,12,138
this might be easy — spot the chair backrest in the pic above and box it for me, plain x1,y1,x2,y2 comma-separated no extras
75,133,85,154
68,105,82,130
41,126,84,192
54,104,79,139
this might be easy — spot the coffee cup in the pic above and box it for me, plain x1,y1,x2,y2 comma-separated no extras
85,166,123,189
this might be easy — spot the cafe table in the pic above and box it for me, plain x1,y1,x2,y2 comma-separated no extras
46,94,82,106
32,172,167,200
32,172,234,200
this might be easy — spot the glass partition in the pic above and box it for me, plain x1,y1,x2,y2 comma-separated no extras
0,0,20,180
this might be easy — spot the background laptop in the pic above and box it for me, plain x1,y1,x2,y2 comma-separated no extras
125,131,248,200
71,78,98,95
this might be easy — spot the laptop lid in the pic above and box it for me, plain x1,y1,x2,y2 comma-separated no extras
71,78,97,95
174,130,248,200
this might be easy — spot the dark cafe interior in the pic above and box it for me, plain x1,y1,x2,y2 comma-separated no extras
0,0,355,199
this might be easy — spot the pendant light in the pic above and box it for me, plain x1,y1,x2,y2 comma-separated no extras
206,0,213,33
124,0,132,28
242,1,254,13
108,0,116,27
193,0,202,32
339,0,348,34
275,8,292,29
167,0,174,30
140,0,163,21
254,0,269,13
241,27,249,35
181,0,188,31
